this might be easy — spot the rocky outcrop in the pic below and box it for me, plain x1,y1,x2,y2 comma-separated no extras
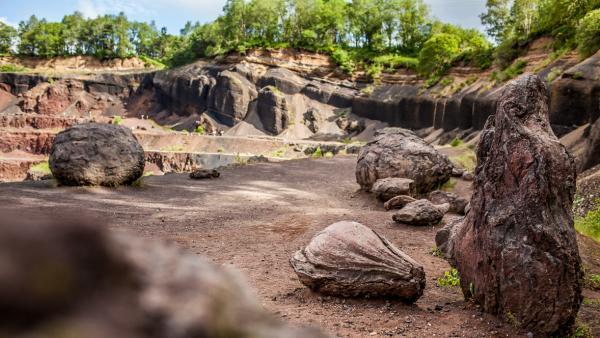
209,70,258,125
290,221,425,302
0,211,325,338
435,75,582,336
190,169,220,179
392,199,447,226
257,86,289,135
356,128,453,193
49,123,145,186
371,177,415,201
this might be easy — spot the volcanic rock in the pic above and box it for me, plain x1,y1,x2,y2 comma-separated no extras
580,118,600,172
257,86,289,135
209,70,257,125
384,195,417,211
303,108,322,133
435,74,582,336
428,190,468,215
372,177,415,201
49,123,145,186
290,221,425,301
356,128,453,193
392,199,447,226
0,212,325,338
190,169,220,179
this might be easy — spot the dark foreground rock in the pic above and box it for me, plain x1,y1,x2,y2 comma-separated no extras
356,128,453,193
49,123,145,186
392,199,447,226
290,221,425,302
372,177,415,201
428,190,468,215
0,212,325,338
436,75,582,336
190,169,220,179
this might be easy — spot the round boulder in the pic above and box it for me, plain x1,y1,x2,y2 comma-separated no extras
356,128,454,193
392,199,447,226
290,221,426,302
50,123,145,186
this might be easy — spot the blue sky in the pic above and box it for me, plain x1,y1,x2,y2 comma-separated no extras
0,0,487,34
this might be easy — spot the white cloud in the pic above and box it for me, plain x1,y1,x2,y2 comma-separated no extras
77,0,151,18
0,17,17,28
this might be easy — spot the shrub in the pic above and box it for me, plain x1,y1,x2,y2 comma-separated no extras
195,125,206,135
112,115,123,125
577,9,600,57
331,48,355,74
311,146,323,158
437,268,461,287
29,161,51,174
450,137,463,147
492,59,528,82
0,63,28,73
372,54,418,72
418,33,461,77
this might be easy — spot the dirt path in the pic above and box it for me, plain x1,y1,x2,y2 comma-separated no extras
0,157,596,337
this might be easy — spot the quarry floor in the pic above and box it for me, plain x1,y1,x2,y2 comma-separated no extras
1,156,599,337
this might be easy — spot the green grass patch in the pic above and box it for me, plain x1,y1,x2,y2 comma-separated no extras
161,145,185,152
0,63,29,73
430,246,444,258
450,151,476,173
195,125,206,135
441,178,457,191
437,268,461,288
372,54,418,72
575,202,600,243
29,161,51,174
585,274,600,290
492,59,528,82
311,146,323,158
139,55,166,70
112,115,123,125
450,137,463,147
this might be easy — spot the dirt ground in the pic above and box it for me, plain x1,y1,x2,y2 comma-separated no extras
1,156,598,337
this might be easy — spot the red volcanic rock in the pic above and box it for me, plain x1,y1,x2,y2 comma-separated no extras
436,74,582,336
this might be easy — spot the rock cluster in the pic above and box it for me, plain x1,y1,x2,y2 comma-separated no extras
190,169,220,179
428,190,468,215
371,177,415,201
436,75,582,336
257,86,289,135
290,221,426,302
49,123,145,186
0,212,325,338
356,128,453,194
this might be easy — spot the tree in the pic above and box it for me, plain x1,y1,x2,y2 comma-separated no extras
0,22,17,54
480,0,511,43
418,33,461,75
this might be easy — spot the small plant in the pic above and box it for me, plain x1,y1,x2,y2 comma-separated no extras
582,298,600,308
29,161,51,174
546,67,563,82
430,246,444,258
570,323,594,338
270,147,287,158
450,151,477,172
575,201,600,243
450,137,463,147
441,178,457,191
312,146,323,158
217,147,225,153
437,268,461,287
195,125,206,135
323,151,334,159
505,311,520,327
113,115,123,125
572,71,584,80
161,145,184,152
234,153,248,165
0,63,28,73
439,76,454,88
585,274,600,290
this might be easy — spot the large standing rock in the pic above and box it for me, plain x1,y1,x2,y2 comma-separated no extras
49,123,145,186
209,70,257,125
356,128,454,193
435,75,582,336
0,211,325,338
392,199,447,226
372,177,415,201
257,86,289,135
580,117,600,172
290,221,426,302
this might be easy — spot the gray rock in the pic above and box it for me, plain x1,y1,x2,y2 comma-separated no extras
290,221,425,302
49,123,145,186
209,70,257,125
257,68,308,95
0,212,326,338
356,128,453,193
580,117,600,172
372,177,415,202
303,108,322,133
384,195,417,211
428,190,468,215
436,75,582,336
392,199,446,226
257,86,289,135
